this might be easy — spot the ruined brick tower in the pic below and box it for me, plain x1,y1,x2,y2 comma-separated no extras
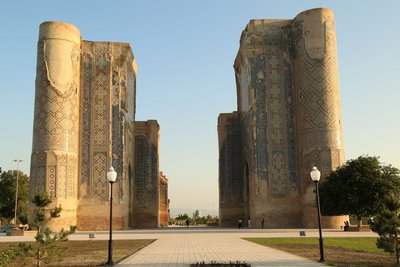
218,8,347,228
29,21,168,230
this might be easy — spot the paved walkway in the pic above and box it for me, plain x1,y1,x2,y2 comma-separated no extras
1,228,376,267
117,232,326,267
114,228,375,267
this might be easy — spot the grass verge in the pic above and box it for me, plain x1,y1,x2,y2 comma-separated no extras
0,239,154,266
245,237,396,267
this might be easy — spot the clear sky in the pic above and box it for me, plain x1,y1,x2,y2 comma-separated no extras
1,0,399,213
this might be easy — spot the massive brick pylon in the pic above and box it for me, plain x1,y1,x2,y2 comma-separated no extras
30,22,81,230
30,21,168,231
218,8,347,228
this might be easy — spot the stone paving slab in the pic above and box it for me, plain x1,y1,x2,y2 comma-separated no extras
116,231,331,267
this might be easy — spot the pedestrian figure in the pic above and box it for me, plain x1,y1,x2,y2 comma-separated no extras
238,219,242,229
248,218,251,228
261,218,265,229
344,220,349,231
186,219,189,227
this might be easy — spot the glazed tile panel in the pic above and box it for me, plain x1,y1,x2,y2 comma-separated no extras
219,8,346,228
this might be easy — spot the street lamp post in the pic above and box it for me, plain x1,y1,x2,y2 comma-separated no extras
106,166,117,265
12,159,23,226
310,165,325,262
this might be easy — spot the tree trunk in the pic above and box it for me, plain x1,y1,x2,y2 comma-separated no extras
357,215,362,228
36,226,41,267
396,231,399,267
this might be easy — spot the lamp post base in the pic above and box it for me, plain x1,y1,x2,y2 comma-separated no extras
107,181,114,265
319,238,325,262
107,238,113,265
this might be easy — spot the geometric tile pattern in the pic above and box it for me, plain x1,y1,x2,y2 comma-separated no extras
264,29,290,196
58,164,66,198
47,152,57,199
80,48,93,190
134,135,148,204
254,53,268,182
310,148,332,178
270,151,288,196
67,164,75,198
280,27,299,192
92,44,110,151
92,152,107,198
298,56,338,129
29,153,43,196
30,22,163,230
48,166,56,198
331,148,341,170
265,29,284,146
219,9,345,228
31,37,80,201
219,115,243,205
37,165,46,192
294,19,344,189
131,120,160,228
111,58,124,184
78,42,137,205
134,134,158,206
33,41,80,153
295,22,340,131
88,43,111,200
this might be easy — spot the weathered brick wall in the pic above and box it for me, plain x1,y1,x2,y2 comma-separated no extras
292,8,347,228
218,112,246,227
30,21,148,231
76,41,136,230
159,172,169,227
30,22,81,231
219,8,347,228
131,121,160,228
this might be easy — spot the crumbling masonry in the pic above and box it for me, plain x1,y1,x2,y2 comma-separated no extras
29,21,168,230
218,8,347,228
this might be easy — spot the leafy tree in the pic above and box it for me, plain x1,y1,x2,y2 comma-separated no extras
319,156,400,227
195,216,207,225
175,213,190,221
194,215,219,225
370,194,400,266
0,168,29,223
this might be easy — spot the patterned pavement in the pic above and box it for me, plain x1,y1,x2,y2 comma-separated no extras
0,228,376,267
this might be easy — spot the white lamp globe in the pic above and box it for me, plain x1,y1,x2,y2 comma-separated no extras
107,166,117,183
310,165,321,182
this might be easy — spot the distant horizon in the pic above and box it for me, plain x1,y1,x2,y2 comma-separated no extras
169,208,219,218
0,1,399,212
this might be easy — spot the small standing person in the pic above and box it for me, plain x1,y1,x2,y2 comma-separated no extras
344,221,349,231
238,218,242,229
261,218,265,229
248,218,251,228
186,219,189,227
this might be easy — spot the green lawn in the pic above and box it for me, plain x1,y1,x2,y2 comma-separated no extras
245,237,381,253
245,237,398,267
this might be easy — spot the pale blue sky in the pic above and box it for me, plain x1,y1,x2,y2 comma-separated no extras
1,0,399,211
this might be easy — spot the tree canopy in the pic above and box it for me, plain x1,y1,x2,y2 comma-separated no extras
175,213,190,221
0,168,29,222
319,156,400,222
